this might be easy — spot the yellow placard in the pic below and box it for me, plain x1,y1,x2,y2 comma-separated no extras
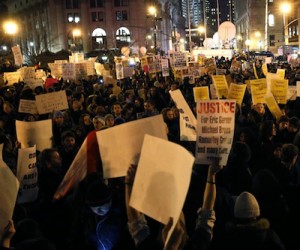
270,79,288,104
250,78,267,104
262,63,268,76
276,69,285,79
227,83,246,106
265,94,283,120
193,86,210,102
212,75,228,99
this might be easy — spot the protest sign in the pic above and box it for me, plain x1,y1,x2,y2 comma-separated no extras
195,100,236,166
12,45,24,66
227,83,246,106
161,58,169,77
16,119,52,152
265,94,283,120
97,115,168,178
16,146,39,204
250,78,267,104
0,144,19,237
18,99,38,114
169,89,197,141
212,75,228,98
270,79,288,104
193,86,210,102
130,134,194,246
276,69,285,79
3,72,22,85
35,90,68,114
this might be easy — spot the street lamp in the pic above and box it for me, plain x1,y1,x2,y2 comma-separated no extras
147,6,162,55
72,28,81,52
3,21,18,47
198,26,205,47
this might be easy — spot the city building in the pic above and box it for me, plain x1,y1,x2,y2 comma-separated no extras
235,0,299,54
1,0,185,60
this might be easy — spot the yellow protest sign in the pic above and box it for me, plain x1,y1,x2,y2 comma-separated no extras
271,79,288,104
276,69,285,79
227,83,246,106
265,94,283,120
262,63,268,76
212,75,228,99
250,78,267,104
193,86,210,102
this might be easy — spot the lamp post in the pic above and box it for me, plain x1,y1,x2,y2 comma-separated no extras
72,28,81,52
281,2,291,56
148,6,162,55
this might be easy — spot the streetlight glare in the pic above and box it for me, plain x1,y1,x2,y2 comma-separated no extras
148,6,157,16
198,26,205,33
72,29,81,37
281,2,291,14
3,21,18,35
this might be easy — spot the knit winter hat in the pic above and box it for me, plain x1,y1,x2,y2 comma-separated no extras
234,191,260,219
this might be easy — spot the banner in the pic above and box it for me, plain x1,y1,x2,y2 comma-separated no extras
16,146,39,204
195,100,236,166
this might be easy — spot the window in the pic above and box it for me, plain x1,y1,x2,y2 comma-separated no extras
91,12,97,21
90,0,103,8
114,0,128,7
98,12,104,21
90,0,96,8
67,13,80,23
116,10,127,21
66,0,79,9
268,14,275,27
269,34,275,46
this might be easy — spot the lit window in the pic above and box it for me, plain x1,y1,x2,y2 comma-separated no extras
268,14,275,26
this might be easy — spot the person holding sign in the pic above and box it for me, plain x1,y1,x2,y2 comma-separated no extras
125,160,223,250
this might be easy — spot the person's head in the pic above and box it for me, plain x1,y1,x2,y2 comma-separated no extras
104,114,115,127
61,130,76,151
3,101,14,114
234,191,260,221
260,120,276,140
287,116,300,133
53,111,64,126
277,115,289,131
253,103,265,116
280,143,298,169
161,107,174,122
85,180,112,217
111,102,123,116
92,115,105,130
230,141,252,163
71,98,82,111
81,113,92,126
144,100,156,113
38,148,62,170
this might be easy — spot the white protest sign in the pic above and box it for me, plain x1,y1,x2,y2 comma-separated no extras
96,115,168,178
3,72,22,85
195,100,236,166
62,63,75,80
169,89,197,141
12,45,24,66
24,78,44,90
16,119,52,152
35,90,68,114
16,146,39,204
116,62,124,80
0,144,19,237
130,134,194,226
35,69,46,79
18,99,38,114
161,58,170,77
17,66,36,80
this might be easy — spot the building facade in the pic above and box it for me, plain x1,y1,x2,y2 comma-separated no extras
3,0,185,57
234,0,299,54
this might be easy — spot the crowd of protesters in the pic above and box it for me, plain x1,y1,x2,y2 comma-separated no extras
0,52,300,250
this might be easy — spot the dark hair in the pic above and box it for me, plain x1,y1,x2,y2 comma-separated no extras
281,143,298,164
61,130,76,141
38,148,57,166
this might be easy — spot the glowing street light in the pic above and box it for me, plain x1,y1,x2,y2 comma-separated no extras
147,6,162,54
245,39,251,51
281,2,291,50
3,21,18,35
